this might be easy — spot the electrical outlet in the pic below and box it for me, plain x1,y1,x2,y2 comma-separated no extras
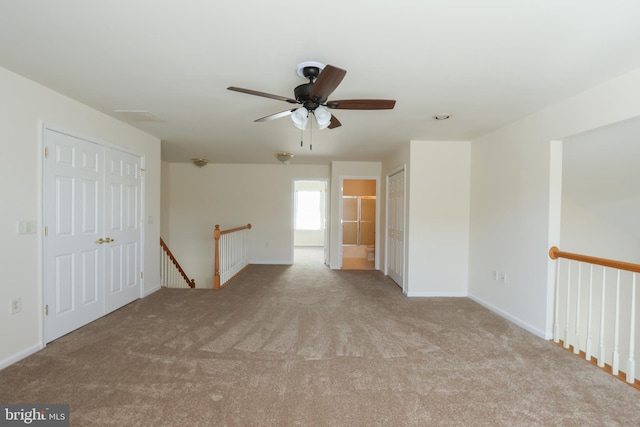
10,297,21,314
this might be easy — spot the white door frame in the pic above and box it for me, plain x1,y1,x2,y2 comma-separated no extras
291,178,330,264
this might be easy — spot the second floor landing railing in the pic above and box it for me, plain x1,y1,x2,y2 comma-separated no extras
549,246,640,388
160,238,195,288
214,224,251,290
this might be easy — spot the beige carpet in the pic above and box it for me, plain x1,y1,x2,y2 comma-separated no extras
1,255,639,426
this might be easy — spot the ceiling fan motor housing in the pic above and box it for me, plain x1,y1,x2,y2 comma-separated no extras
294,82,319,111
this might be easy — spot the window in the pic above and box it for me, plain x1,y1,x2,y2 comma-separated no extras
295,190,323,230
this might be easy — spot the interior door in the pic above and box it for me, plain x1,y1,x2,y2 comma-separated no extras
43,128,142,343
387,170,405,287
104,148,142,313
43,130,105,341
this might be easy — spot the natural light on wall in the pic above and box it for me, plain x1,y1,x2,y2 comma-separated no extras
295,190,323,230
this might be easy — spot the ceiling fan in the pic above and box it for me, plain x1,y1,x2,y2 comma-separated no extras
227,61,396,130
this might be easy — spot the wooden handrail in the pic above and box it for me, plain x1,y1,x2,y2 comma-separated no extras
549,246,640,274
214,224,251,290
218,223,252,236
160,238,196,288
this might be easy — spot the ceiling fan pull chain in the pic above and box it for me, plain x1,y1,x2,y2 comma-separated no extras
309,123,313,150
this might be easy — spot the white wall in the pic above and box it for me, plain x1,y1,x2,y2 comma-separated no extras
0,66,161,368
406,141,471,296
561,196,640,263
329,161,381,269
163,163,329,288
468,67,640,339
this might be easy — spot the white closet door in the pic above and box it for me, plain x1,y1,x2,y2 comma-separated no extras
43,128,143,342
43,130,105,342
104,148,142,313
387,170,405,288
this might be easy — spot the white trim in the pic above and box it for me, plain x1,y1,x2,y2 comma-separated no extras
468,294,551,340
250,259,292,265
292,178,330,266
407,292,468,298
0,343,43,371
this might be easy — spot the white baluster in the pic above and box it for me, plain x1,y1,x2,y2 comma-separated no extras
564,262,571,349
585,264,594,361
574,262,582,354
627,273,637,383
612,270,621,375
598,267,606,368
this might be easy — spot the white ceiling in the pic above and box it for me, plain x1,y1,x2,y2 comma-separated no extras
1,0,640,165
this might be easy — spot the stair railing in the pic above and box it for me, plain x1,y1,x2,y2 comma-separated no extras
549,246,640,388
214,224,251,290
160,238,195,288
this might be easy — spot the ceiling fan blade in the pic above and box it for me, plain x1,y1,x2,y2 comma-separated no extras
328,114,342,129
326,99,396,110
254,110,293,122
309,65,347,103
228,86,298,104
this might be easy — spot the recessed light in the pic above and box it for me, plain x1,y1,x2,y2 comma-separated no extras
432,113,452,121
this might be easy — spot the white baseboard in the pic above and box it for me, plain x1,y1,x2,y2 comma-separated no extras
249,260,292,265
143,283,162,297
468,294,550,339
406,291,468,297
0,342,43,371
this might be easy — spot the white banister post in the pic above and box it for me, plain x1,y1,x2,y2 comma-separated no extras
585,264,594,361
627,273,637,384
598,267,607,368
612,270,621,375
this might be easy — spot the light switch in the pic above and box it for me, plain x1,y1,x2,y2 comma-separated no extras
17,220,37,235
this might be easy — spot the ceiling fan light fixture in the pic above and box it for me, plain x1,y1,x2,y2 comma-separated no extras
275,152,294,164
291,107,309,130
314,106,332,130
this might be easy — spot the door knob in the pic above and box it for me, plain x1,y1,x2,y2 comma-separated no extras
96,237,116,244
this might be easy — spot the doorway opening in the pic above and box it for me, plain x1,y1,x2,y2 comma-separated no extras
342,179,376,270
293,179,328,265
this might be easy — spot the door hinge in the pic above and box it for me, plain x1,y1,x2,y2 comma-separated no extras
140,272,143,279
44,226,48,237
139,168,145,177
45,304,49,316
44,146,49,158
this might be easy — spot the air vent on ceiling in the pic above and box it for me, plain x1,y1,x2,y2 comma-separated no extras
114,110,164,123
